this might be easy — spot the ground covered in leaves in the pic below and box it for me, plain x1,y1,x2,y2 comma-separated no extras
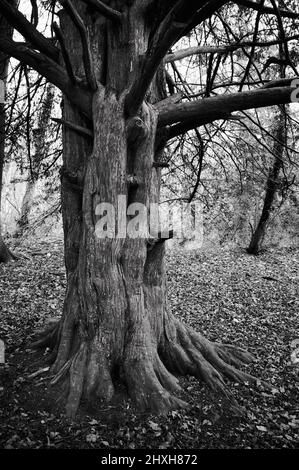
0,238,298,449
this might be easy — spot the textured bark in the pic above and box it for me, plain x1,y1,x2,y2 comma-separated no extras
31,1,260,417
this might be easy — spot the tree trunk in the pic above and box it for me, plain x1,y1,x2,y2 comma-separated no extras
247,107,286,255
15,83,55,237
33,1,258,417
0,2,18,263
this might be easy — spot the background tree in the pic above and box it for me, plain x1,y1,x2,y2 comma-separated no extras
0,2,19,263
0,0,299,417
15,81,56,236
161,2,298,251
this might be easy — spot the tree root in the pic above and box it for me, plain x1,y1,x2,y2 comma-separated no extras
162,318,268,406
29,313,266,417
124,353,189,414
30,317,61,352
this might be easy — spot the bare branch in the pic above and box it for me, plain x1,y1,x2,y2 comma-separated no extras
52,118,93,138
0,0,59,61
29,0,38,27
234,0,299,19
165,35,299,62
158,85,295,129
52,22,77,85
60,0,97,91
0,37,92,117
263,77,299,88
79,0,122,23
183,0,227,37
165,114,234,140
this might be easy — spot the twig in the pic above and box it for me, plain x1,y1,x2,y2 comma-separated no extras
51,117,93,138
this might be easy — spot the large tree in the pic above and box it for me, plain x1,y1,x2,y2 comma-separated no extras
0,0,298,417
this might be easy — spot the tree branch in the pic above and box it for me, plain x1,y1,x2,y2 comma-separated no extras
165,35,299,62
52,22,77,85
52,118,93,138
79,0,122,23
125,0,226,117
182,0,227,37
60,0,97,91
234,0,299,19
165,114,236,140
0,37,92,117
263,77,299,88
155,93,184,113
0,0,59,62
158,85,295,129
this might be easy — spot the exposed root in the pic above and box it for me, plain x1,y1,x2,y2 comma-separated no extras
124,355,188,414
51,312,76,374
162,318,265,407
50,356,73,386
154,355,182,393
65,344,87,418
84,337,114,402
30,317,60,350
30,312,265,417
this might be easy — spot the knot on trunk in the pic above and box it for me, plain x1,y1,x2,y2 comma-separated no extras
126,116,149,148
127,174,139,189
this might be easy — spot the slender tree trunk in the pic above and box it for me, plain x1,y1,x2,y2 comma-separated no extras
16,179,35,235
247,107,286,255
15,83,55,237
33,1,258,417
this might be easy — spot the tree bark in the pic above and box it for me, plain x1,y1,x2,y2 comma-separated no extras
31,1,259,417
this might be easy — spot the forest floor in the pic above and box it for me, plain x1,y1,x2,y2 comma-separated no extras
0,238,298,449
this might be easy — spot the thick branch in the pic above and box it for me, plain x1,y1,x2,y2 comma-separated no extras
79,0,122,22
184,0,227,37
60,0,97,91
0,0,59,61
125,0,226,116
0,37,92,117
165,114,242,140
155,93,184,113
158,86,294,129
234,0,299,19
263,77,299,88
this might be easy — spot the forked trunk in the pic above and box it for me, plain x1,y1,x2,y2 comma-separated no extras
33,1,260,417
